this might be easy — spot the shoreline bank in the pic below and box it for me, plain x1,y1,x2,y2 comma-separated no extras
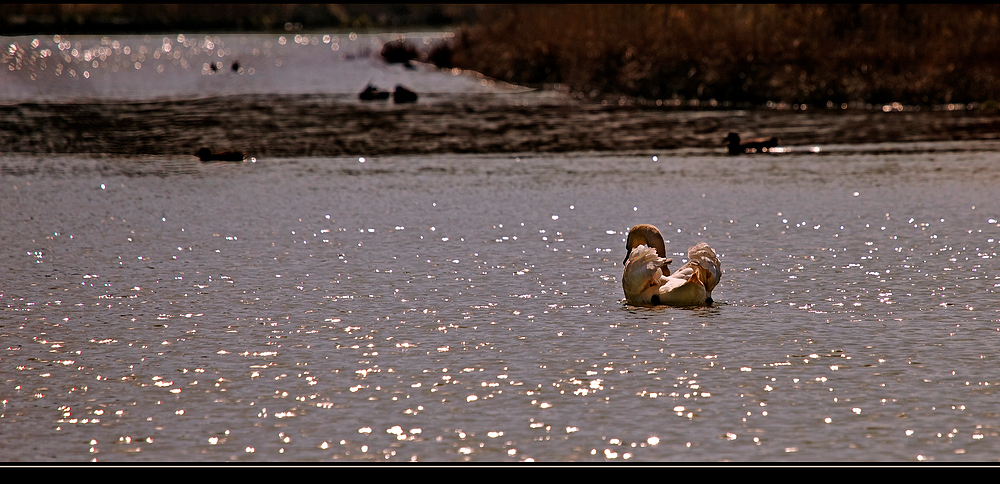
3,93,999,158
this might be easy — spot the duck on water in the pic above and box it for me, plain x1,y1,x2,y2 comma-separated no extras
359,82,391,101
621,224,722,307
725,132,779,155
195,148,246,162
359,83,418,103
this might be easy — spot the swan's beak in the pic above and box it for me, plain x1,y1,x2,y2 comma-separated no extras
622,249,630,265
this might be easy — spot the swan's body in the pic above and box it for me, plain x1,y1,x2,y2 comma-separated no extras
622,224,722,306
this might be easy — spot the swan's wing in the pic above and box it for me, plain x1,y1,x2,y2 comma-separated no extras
623,245,668,292
622,244,671,304
661,266,696,292
655,266,707,306
686,242,722,295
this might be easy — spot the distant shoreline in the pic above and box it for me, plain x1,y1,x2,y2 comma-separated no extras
0,4,474,36
3,94,999,158
0,23,458,37
5,5,1000,107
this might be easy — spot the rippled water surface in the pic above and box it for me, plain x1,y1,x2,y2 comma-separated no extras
3,31,1000,463
3,145,1000,463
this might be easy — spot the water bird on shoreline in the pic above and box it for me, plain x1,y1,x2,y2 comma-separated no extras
195,148,246,162
621,224,722,306
380,39,418,69
725,132,779,155
359,83,391,101
393,85,419,104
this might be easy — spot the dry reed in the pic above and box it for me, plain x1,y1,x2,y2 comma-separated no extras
445,5,1000,106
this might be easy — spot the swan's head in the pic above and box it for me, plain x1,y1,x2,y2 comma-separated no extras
725,132,741,143
623,224,667,265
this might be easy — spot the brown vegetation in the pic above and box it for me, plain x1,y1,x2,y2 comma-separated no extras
445,5,1000,106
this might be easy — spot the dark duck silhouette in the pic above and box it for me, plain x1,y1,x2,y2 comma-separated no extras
359,82,391,101
393,85,418,104
195,148,246,162
380,39,418,69
725,132,779,155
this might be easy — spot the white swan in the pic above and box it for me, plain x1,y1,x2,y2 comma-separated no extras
621,224,722,306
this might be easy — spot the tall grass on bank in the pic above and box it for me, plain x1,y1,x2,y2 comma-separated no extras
443,4,1000,106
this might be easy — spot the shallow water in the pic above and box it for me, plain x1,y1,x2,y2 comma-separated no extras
1,31,510,101
2,146,999,462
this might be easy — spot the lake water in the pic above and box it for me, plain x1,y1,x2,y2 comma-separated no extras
2,32,1000,463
